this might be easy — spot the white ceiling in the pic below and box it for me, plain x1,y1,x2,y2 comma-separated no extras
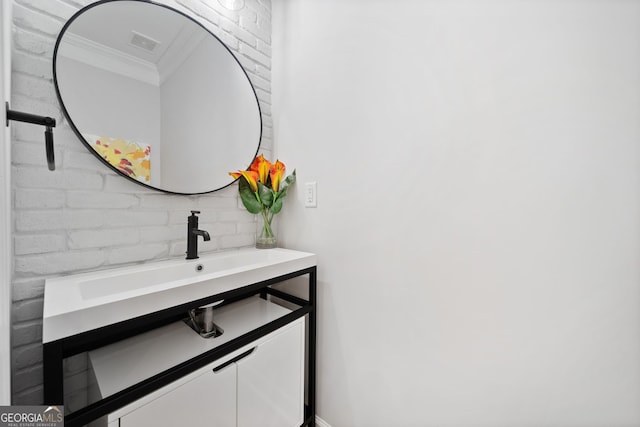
67,1,198,66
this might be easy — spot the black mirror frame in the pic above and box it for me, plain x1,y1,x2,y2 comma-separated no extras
52,0,262,195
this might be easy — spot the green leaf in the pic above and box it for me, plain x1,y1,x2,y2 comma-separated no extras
271,188,288,214
239,177,262,214
279,169,296,192
258,182,273,207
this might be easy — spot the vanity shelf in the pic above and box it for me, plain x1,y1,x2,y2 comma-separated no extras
90,297,305,427
42,248,317,427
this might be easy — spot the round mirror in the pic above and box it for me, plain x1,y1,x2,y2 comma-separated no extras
53,0,262,194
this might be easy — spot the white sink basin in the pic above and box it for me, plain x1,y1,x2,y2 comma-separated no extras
43,248,316,343
77,249,299,301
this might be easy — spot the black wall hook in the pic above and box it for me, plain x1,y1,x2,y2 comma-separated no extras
5,102,56,171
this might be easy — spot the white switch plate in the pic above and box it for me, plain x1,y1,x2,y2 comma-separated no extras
305,182,317,208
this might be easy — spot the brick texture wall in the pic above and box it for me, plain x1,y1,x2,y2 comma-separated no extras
10,0,272,405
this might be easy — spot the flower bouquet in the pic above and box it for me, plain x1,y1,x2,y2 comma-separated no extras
229,155,296,248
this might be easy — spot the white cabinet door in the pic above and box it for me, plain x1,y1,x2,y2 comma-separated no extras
120,363,236,427
237,321,304,427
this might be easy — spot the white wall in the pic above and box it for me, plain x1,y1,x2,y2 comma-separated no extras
273,1,640,426
56,56,162,186
160,36,261,193
11,0,272,405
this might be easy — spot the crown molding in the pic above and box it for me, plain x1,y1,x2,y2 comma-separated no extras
59,33,159,86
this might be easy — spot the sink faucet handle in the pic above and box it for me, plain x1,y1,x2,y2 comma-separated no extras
190,210,201,216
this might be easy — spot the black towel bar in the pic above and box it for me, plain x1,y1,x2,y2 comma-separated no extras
5,101,56,171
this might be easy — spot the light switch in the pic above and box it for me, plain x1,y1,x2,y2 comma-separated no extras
305,182,317,208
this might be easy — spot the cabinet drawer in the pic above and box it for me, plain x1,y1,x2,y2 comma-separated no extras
119,362,236,427
237,319,304,427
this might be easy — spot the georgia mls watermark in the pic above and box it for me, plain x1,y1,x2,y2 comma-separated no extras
0,406,63,427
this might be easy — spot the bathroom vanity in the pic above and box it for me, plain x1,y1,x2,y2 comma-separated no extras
42,248,317,427
46,1,304,423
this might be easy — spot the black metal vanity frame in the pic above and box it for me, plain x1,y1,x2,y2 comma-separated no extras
43,266,317,427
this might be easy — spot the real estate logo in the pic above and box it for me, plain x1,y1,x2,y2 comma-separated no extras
0,406,63,427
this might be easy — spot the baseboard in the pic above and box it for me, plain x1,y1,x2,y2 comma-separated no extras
315,415,332,427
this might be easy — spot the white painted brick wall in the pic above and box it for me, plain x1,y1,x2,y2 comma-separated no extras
14,234,66,255
11,0,272,405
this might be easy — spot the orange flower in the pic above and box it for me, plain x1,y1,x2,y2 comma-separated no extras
270,160,286,191
228,170,259,192
250,154,272,184
240,170,259,192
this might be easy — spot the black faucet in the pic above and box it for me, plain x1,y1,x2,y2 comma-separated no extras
186,210,210,260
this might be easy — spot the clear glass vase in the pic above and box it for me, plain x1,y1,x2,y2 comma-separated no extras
256,210,277,249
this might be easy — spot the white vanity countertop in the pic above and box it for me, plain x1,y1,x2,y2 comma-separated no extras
43,247,316,343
